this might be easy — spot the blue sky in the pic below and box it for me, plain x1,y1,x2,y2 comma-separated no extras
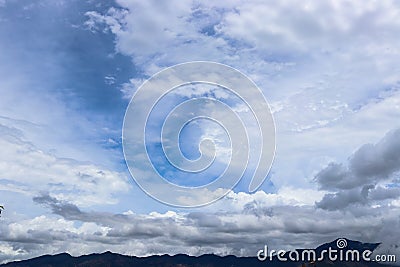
1,0,400,264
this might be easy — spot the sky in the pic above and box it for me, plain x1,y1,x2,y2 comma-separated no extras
1,0,400,264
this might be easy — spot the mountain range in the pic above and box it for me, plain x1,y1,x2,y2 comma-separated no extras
1,239,396,267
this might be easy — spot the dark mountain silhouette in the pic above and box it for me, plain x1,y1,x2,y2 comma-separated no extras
1,239,396,267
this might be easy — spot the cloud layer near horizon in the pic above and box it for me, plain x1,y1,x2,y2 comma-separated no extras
1,126,400,263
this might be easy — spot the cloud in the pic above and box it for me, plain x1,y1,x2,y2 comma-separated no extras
218,0,400,55
350,130,400,180
316,183,400,211
0,123,131,207
85,0,231,67
33,194,85,220
315,128,400,212
0,190,399,264
316,186,372,211
369,186,400,201
85,0,400,191
316,128,400,191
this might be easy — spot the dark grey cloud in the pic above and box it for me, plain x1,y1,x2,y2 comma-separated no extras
187,212,223,228
33,193,132,226
315,129,400,211
316,185,372,211
2,190,400,264
316,129,400,191
33,194,83,219
316,183,400,211
369,186,400,201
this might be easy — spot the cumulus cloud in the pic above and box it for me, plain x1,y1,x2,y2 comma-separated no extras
315,128,400,190
316,129,400,191
315,128,400,211
0,189,399,264
316,186,372,211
